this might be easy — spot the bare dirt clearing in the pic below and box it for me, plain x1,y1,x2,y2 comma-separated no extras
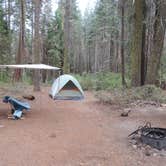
0,87,166,166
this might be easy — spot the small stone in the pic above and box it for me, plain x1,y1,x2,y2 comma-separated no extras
161,104,166,107
153,153,157,157
144,147,152,156
145,150,151,156
132,145,137,149
146,145,152,149
124,108,131,111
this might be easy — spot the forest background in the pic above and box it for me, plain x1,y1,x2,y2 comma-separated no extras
0,0,165,96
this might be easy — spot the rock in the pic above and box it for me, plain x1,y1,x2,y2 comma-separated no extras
132,145,137,149
121,109,131,117
161,104,166,107
144,146,152,156
145,150,151,156
23,95,35,100
124,108,131,111
153,153,157,157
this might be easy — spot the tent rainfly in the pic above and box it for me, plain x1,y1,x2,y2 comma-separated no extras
49,74,84,100
0,64,60,70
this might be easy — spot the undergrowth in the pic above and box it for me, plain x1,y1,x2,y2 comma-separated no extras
75,72,130,90
95,85,166,105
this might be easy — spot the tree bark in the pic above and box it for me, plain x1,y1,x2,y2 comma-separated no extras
33,0,41,91
63,0,71,73
146,0,166,84
120,1,127,86
141,0,147,85
14,0,25,81
131,0,145,86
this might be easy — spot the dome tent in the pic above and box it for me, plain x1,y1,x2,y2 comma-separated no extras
49,74,84,100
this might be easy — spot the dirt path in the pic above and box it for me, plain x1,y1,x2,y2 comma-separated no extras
0,88,166,166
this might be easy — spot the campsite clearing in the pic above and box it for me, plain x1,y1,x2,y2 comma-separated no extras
0,87,166,166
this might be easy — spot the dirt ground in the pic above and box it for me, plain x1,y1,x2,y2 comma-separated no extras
0,87,166,166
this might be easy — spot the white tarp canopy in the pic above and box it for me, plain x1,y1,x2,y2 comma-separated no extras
49,74,84,100
0,64,60,70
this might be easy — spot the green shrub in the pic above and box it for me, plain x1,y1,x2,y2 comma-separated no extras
74,72,130,91
75,74,95,90
0,71,10,83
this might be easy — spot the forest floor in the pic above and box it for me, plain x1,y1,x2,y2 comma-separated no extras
0,87,166,166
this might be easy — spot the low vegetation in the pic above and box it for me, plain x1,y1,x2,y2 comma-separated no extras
75,73,166,106
75,72,130,91
96,85,166,106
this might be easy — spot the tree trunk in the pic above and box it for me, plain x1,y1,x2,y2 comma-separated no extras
7,0,11,31
63,0,71,73
131,0,145,86
141,1,147,85
120,2,127,86
112,31,120,72
14,0,26,81
146,0,166,84
109,38,114,71
33,0,41,91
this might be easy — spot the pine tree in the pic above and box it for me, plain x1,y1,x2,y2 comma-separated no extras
131,0,145,86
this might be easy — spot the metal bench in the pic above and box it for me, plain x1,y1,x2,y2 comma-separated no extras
3,96,30,119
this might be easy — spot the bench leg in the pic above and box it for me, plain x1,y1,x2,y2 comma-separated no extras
13,110,22,119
